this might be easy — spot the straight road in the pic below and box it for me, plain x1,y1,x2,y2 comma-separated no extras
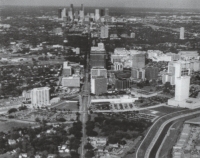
80,50,90,158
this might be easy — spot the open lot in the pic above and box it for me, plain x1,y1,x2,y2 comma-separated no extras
0,121,32,132
55,101,78,111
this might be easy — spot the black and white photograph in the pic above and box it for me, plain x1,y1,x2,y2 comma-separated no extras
0,0,200,158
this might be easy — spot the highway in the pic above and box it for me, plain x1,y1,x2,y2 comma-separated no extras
135,108,200,158
143,110,200,158
80,51,90,158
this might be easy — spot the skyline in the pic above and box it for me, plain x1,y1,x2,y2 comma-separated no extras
2,0,200,9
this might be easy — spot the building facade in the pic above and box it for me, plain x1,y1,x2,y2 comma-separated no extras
131,68,145,79
115,79,131,90
132,54,145,69
100,25,109,38
91,67,107,78
90,46,106,68
91,76,107,95
145,67,159,80
180,27,184,40
175,76,190,102
31,87,50,108
114,62,124,71
63,61,72,76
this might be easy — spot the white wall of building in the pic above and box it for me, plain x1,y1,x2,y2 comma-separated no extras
175,76,190,101
31,87,50,108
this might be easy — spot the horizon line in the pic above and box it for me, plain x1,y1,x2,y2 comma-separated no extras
2,5,200,10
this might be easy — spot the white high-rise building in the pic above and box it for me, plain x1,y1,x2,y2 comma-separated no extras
163,61,192,85
61,8,67,19
31,87,50,108
175,76,190,102
180,27,184,40
68,9,73,21
79,10,84,20
95,9,100,22
90,13,95,21
100,25,109,38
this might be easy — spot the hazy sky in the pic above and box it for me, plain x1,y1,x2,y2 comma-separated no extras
3,0,200,9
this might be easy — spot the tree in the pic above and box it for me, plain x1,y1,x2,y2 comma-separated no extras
71,151,80,158
164,82,172,89
19,106,27,111
137,83,144,89
8,108,18,114
35,118,40,123
85,150,95,158
56,118,66,122
84,143,94,150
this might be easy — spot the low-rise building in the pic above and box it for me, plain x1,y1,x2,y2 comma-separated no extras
89,137,107,148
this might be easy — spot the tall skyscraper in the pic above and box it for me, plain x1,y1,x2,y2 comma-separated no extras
75,10,79,20
100,9,104,17
70,4,74,15
81,4,84,11
100,25,109,38
95,9,100,22
105,8,109,16
163,61,191,85
90,13,95,21
58,8,62,18
180,27,184,40
91,76,107,95
175,76,190,102
79,10,84,20
90,46,106,68
68,9,73,21
31,87,50,108
61,8,67,19
90,54,106,68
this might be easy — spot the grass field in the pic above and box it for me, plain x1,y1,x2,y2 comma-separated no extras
56,102,78,111
0,121,31,132
159,120,184,158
